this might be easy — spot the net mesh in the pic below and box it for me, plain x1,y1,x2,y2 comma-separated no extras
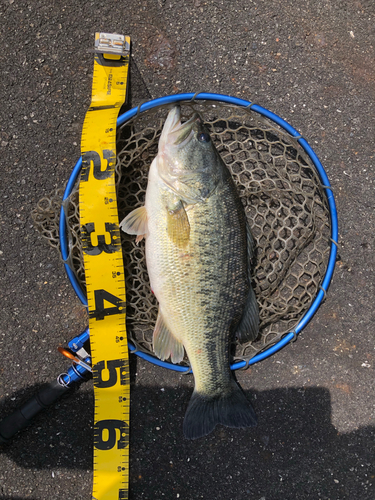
32,101,331,364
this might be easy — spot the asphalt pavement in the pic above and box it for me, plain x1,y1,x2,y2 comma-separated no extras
0,1,374,499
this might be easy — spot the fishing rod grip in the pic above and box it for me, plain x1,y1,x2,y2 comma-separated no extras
0,379,70,444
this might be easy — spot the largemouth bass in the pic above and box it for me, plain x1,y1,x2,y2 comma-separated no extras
120,106,259,439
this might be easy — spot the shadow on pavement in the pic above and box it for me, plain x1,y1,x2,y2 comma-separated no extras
0,381,373,499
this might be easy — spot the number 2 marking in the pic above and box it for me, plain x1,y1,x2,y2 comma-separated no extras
81,150,116,181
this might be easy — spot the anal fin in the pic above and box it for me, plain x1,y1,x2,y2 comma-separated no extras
153,311,184,364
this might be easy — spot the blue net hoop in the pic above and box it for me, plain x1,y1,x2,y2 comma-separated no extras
59,92,338,373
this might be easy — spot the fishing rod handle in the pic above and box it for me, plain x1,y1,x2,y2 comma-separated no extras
0,379,70,444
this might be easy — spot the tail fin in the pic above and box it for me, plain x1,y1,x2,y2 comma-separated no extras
183,381,257,440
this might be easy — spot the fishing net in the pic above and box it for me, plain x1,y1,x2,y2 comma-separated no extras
32,100,332,365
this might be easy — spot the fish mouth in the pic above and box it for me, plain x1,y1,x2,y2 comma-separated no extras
159,106,199,150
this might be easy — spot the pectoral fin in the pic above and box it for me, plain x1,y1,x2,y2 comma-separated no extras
166,200,190,248
153,311,185,364
119,206,148,243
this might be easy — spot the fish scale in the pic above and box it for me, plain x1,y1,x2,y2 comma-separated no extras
178,173,247,393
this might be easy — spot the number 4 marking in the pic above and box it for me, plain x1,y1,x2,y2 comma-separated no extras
90,289,126,320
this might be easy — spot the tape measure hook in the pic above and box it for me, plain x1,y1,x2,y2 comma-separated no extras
93,33,130,56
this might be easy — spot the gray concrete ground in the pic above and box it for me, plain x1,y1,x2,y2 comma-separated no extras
0,1,374,499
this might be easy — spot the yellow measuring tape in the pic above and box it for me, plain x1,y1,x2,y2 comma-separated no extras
79,33,130,500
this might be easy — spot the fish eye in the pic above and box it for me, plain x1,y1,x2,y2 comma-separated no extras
197,132,211,143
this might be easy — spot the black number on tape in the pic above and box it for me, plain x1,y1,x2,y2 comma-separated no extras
81,150,116,181
94,359,130,388
119,489,128,500
81,222,119,255
94,419,129,450
90,289,126,320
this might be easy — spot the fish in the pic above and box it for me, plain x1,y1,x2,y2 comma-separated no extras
120,105,259,439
